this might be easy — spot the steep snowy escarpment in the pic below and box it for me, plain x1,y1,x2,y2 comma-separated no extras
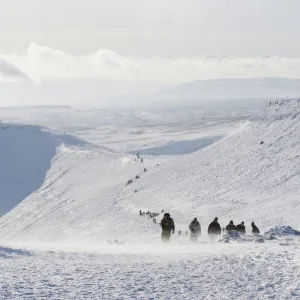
0,124,94,215
0,100,299,244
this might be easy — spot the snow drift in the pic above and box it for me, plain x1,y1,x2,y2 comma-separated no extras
0,100,299,245
265,226,300,236
0,245,31,259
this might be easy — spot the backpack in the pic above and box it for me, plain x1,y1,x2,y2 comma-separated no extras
190,221,200,232
161,218,173,230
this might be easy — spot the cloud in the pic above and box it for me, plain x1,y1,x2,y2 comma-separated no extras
1,43,300,84
1,44,137,83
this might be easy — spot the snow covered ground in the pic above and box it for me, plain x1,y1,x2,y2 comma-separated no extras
0,99,300,299
0,101,259,152
1,233,300,299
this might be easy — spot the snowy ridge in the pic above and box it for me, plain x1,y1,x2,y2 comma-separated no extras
0,100,299,245
0,123,109,215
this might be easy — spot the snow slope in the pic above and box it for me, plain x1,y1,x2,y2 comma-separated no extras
0,100,299,245
1,100,300,300
0,123,96,215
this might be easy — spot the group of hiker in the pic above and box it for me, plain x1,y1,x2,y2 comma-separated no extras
126,172,146,186
139,210,160,218
160,214,261,243
210,218,260,235
139,210,160,223
268,100,284,106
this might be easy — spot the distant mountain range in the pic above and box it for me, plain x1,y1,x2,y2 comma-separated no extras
157,77,300,100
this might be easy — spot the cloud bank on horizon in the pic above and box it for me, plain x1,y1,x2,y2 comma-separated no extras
2,43,300,84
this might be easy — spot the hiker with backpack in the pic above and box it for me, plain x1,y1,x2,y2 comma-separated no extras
160,213,175,242
189,218,201,242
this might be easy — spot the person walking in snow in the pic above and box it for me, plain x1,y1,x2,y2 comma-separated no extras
251,222,260,234
208,217,221,236
226,220,236,232
160,213,175,243
236,222,246,234
189,218,201,242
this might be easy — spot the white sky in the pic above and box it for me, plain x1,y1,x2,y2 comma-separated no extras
1,0,300,56
1,0,300,107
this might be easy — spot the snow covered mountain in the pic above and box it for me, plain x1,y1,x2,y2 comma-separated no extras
1,99,300,300
0,99,299,245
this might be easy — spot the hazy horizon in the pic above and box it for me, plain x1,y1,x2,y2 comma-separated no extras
1,0,300,106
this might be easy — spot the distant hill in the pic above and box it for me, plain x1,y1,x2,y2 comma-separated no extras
0,105,72,110
157,77,300,100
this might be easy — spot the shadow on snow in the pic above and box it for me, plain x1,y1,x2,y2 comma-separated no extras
130,136,223,156
0,123,89,215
